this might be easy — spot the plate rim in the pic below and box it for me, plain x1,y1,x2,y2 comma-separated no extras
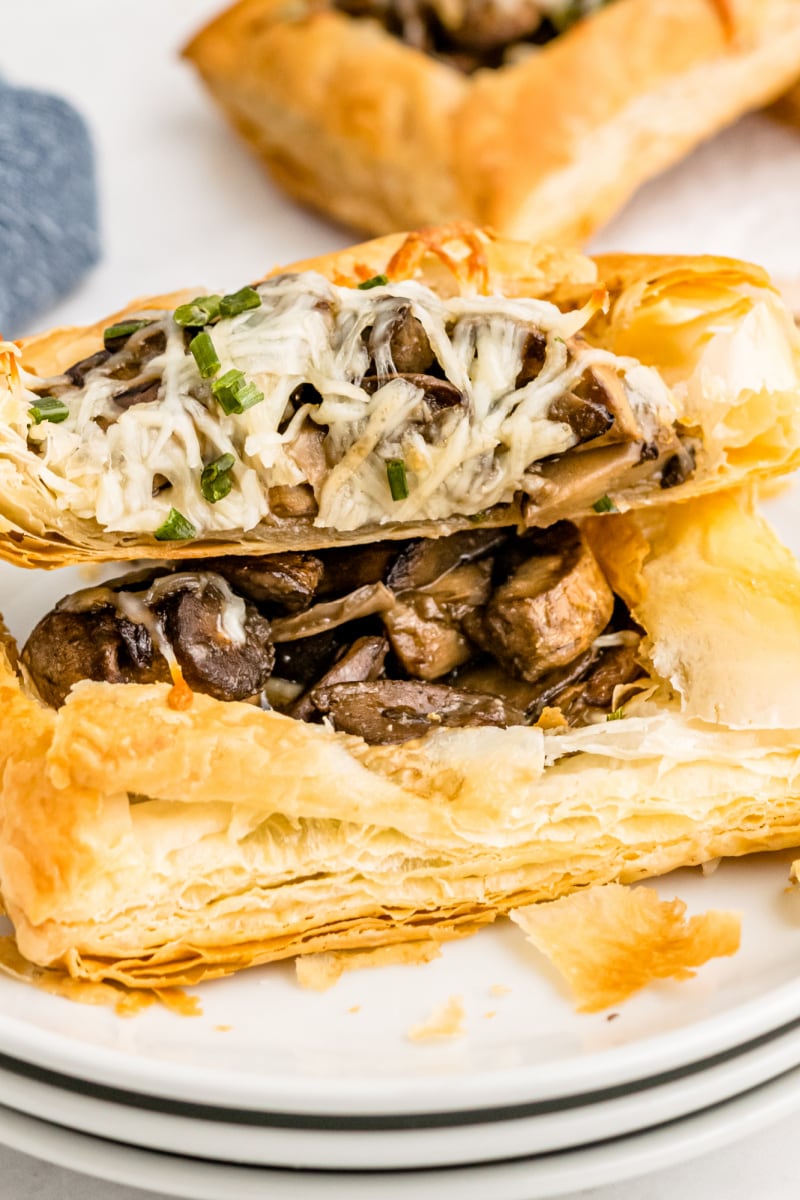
2,1061,800,1199
2,1017,800,1168
2,969,800,1115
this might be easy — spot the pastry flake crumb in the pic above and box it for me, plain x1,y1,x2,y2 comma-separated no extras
408,995,466,1042
701,857,722,878
510,883,740,1013
536,706,567,729
295,939,441,992
215,1024,232,1032
484,1010,496,1019
348,1005,361,1014
489,983,511,996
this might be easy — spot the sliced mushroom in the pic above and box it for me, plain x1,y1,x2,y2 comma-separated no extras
273,628,344,684
548,390,613,445
318,543,399,596
311,679,526,744
515,329,547,387
206,552,324,613
291,635,388,720
455,648,596,717
22,609,165,708
521,441,645,524
113,378,161,410
22,573,275,707
557,642,645,724
569,363,641,445
660,445,697,490
270,582,395,642
473,523,614,682
285,422,327,489
362,373,465,419
368,303,435,374
382,560,493,679
66,348,111,387
386,528,506,591
158,587,274,702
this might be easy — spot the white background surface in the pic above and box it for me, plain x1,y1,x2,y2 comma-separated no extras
3,1,800,1195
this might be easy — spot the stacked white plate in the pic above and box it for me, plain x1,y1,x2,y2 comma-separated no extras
3,844,800,1199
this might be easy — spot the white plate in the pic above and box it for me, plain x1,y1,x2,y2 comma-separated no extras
3,1015,800,1169
1,484,800,1120
4,1065,800,1200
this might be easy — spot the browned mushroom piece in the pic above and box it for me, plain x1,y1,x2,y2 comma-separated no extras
291,635,389,719
431,0,546,51
474,523,614,682
383,560,493,679
113,379,162,410
454,648,596,717
557,640,645,723
273,628,344,684
386,528,506,591
270,582,396,642
361,373,466,422
515,329,548,387
159,587,275,702
310,679,526,744
267,484,319,519
65,348,111,387
317,542,400,596
21,609,167,709
368,303,436,375
521,440,647,524
205,552,324,612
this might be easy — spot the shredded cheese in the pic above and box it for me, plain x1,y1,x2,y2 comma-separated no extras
16,273,677,538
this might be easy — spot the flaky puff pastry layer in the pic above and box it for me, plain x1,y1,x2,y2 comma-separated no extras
183,0,800,244
3,231,800,567
2,491,800,989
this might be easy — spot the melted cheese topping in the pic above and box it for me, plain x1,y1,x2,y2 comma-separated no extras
17,274,677,538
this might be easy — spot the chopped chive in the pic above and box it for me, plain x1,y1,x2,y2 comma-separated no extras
357,274,389,290
386,458,409,501
211,368,264,415
606,708,625,722
220,286,261,318
201,453,236,503
103,319,153,352
173,294,222,328
154,508,197,541
29,396,69,425
592,494,617,514
468,508,493,524
190,331,220,380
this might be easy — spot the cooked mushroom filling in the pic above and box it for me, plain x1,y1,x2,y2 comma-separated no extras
16,270,687,541
21,522,646,743
333,0,612,72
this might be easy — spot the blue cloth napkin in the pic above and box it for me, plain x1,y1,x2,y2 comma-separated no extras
0,79,100,338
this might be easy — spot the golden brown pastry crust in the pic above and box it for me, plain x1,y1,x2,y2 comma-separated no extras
183,0,800,243
3,230,800,568
2,491,800,989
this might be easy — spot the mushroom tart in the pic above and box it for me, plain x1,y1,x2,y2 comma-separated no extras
183,0,800,242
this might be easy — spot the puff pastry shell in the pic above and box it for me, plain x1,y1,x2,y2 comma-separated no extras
183,0,800,242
